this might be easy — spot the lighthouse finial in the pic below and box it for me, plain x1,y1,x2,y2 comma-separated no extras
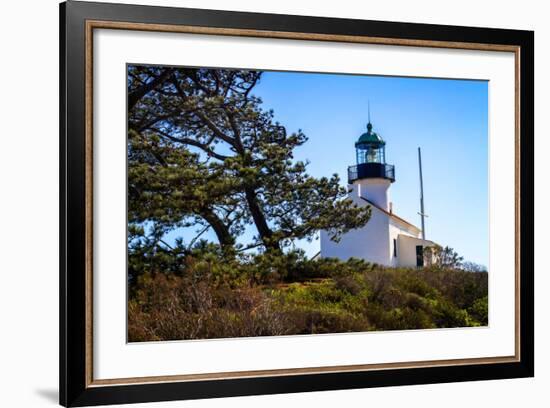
367,101,373,132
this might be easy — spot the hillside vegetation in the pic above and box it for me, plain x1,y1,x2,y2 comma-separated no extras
127,67,487,342
128,251,488,342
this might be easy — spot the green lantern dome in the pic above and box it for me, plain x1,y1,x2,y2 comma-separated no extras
355,122,385,147
348,110,395,184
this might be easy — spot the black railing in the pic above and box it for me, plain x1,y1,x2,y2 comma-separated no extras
348,163,395,183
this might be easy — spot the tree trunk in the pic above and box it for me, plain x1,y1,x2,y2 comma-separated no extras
244,187,281,252
200,209,235,254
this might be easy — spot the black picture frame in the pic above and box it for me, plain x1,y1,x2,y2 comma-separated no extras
60,1,534,406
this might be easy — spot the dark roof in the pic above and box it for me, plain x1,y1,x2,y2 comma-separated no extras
356,122,385,146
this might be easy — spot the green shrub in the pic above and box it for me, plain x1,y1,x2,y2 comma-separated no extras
469,296,488,325
128,252,488,341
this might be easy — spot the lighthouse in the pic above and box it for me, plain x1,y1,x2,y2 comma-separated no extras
320,118,435,267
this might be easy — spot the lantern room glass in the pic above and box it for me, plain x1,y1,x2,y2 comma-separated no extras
356,143,386,165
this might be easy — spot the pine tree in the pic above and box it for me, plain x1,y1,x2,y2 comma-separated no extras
128,66,371,254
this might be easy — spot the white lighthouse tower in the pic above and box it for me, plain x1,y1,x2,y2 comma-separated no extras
320,118,435,267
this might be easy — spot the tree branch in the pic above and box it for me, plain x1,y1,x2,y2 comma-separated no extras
128,68,173,110
170,75,237,148
151,128,230,161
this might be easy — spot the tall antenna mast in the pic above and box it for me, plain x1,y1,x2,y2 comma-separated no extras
418,147,427,240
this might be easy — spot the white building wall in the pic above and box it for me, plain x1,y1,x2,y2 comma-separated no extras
388,218,421,266
390,217,421,238
396,234,434,268
351,178,391,211
320,178,431,267
320,208,391,265
388,223,402,267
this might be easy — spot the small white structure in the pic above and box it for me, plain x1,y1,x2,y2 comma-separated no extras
320,120,434,267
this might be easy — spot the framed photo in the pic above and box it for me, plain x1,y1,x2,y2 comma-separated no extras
60,1,534,406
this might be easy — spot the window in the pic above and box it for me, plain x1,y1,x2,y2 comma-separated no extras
393,238,397,257
416,245,424,267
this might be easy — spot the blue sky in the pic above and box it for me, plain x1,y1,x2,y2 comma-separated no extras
255,71,489,266
165,70,489,267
